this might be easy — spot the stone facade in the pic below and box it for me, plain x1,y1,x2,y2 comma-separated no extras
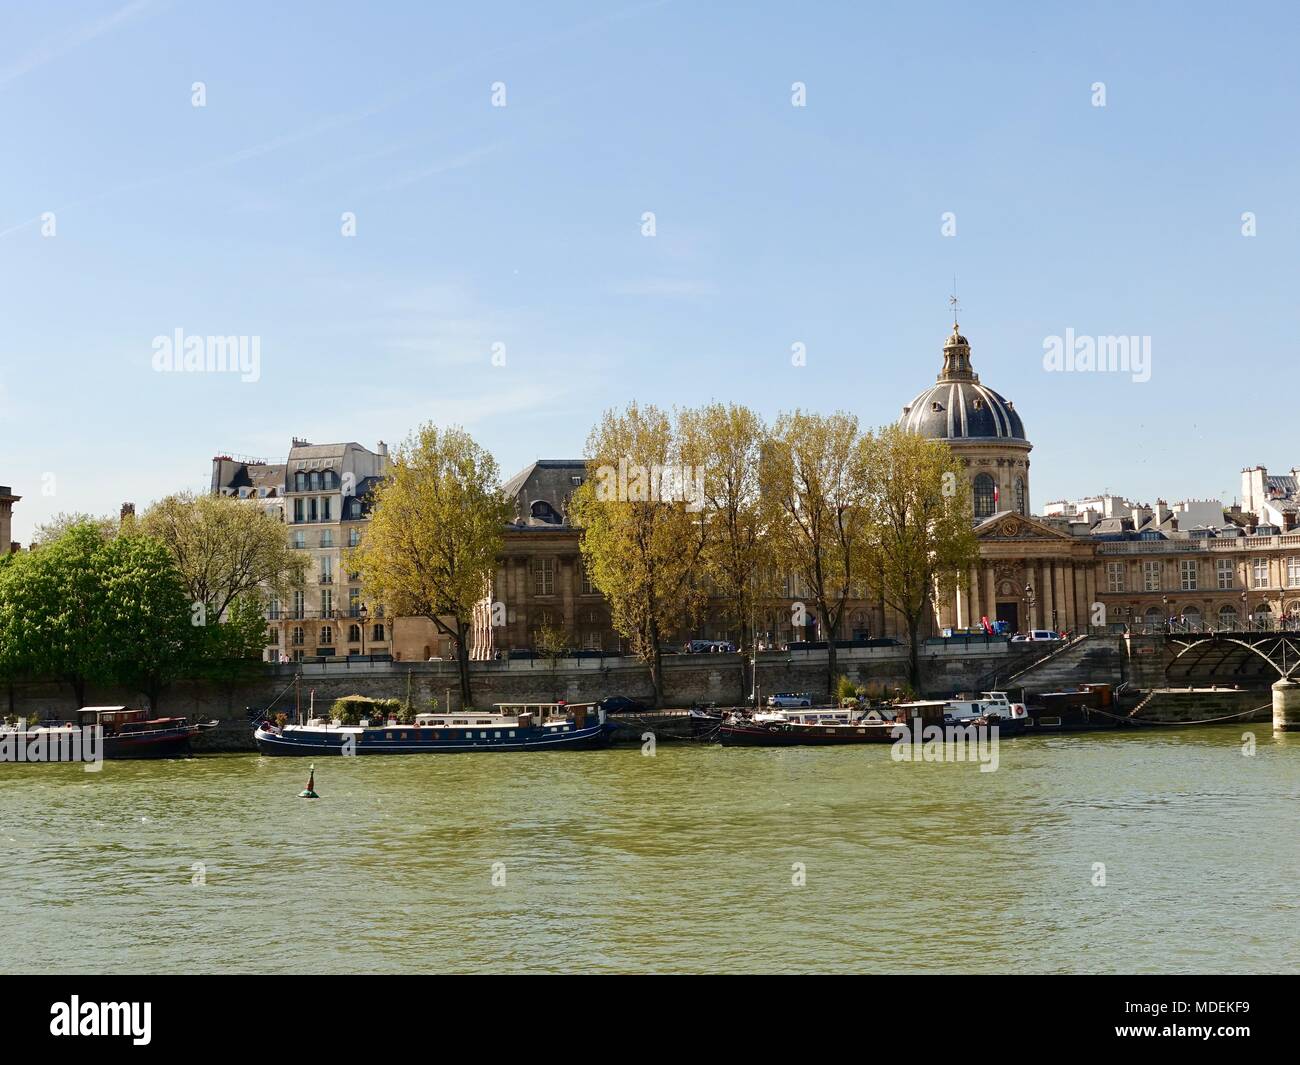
0,485,18,554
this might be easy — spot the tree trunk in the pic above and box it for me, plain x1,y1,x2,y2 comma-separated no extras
455,620,472,709
906,614,922,693
823,607,838,702
69,674,86,709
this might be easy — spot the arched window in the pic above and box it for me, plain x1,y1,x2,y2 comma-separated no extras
973,474,997,519
1217,605,1238,629
350,500,362,518
1014,477,1026,515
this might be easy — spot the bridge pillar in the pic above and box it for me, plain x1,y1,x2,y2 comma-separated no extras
1272,677,1300,732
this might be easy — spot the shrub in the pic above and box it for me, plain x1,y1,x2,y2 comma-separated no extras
331,694,405,725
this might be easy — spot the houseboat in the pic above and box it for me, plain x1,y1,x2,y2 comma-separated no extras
1022,684,1124,732
944,691,1030,735
0,707,216,760
253,702,612,755
716,703,938,747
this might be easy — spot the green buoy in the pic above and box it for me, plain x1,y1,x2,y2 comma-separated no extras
298,763,319,799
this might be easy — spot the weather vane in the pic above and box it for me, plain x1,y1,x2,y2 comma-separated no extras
948,280,960,325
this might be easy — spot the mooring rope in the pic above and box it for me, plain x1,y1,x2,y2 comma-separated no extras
1086,703,1272,727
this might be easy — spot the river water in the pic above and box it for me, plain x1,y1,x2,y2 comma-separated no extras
1,725,1297,974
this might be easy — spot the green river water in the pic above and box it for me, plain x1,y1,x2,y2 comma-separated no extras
1,726,1297,974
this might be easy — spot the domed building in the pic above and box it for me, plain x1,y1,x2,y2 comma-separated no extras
899,323,1097,635
899,323,1031,519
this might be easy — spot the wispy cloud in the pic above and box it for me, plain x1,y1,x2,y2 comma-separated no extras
0,0,156,91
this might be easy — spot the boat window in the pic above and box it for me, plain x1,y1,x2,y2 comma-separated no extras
480,732,487,738
494,732,501,738
464,731,473,738
508,731,515,738
386,732,393,739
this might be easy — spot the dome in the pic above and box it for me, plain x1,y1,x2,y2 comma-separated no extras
898,324,1027,442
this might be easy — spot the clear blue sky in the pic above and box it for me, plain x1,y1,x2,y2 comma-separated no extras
2,0,1298,542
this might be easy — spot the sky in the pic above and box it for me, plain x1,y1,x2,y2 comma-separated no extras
2,0,1298,543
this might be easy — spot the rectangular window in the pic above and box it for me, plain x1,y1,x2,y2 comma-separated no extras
1253,558,1269,589
1180,559,1198,591
320,556,333,584
1105,561,1125,593
294,498,304,523
320,590,333,617
1288,557,1300,588
1143,560,1162,592
581,565,596,595
533,557,554,595
293,591,305,619
320,529,333,548
1217,559,1234,590
308,498,318,522
322,497,332,521
349,528,361,547
349,589,360,616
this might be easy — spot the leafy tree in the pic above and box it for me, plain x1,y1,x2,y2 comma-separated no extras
98,533,198,711
1,523,114,707
679,402,777,698
571,402,709,707
759,411,874,699
349,424,512,709
139,491,307,622
32,511,120,546
866,425,978,689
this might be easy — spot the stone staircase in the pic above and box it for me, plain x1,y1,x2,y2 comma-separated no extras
979,635,1125,697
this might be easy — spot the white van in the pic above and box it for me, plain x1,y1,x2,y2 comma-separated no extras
1011,629,1062,643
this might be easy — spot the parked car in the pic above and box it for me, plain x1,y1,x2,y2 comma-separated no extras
767,692,813,708
597,695,651,715
1010,629,1063,643
683,639,737,653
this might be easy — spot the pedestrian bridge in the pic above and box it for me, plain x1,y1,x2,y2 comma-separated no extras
1165,628,1300,681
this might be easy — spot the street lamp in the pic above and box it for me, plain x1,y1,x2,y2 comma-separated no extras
1022,582,1035,633
359,603,369,656
1162,594,1169,633
1240,591,1248,632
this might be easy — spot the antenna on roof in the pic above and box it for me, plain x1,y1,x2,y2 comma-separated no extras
948,276,960,326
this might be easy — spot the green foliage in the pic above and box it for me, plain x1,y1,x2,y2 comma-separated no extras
0,520,268,708
330,694,405,725
835,674,858,700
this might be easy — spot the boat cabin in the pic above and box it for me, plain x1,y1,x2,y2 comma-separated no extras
76,706,188,733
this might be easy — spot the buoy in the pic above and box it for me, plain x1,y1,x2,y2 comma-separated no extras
298,763,319,799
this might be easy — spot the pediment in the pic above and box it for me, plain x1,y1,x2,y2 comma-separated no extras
974,511,1075,543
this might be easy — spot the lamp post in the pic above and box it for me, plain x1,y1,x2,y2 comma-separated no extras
1241,591,1248,632
359,603,369,657
1022,582,1035,634
1162,594,1169,633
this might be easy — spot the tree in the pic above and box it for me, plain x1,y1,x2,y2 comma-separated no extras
32,511,120,546
349,424,512,709
570,402,710,707
759,410,874,699
679,402,777,700
98,533,199,711
139,491,307,622
865,424,978,689
0,523,115,707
